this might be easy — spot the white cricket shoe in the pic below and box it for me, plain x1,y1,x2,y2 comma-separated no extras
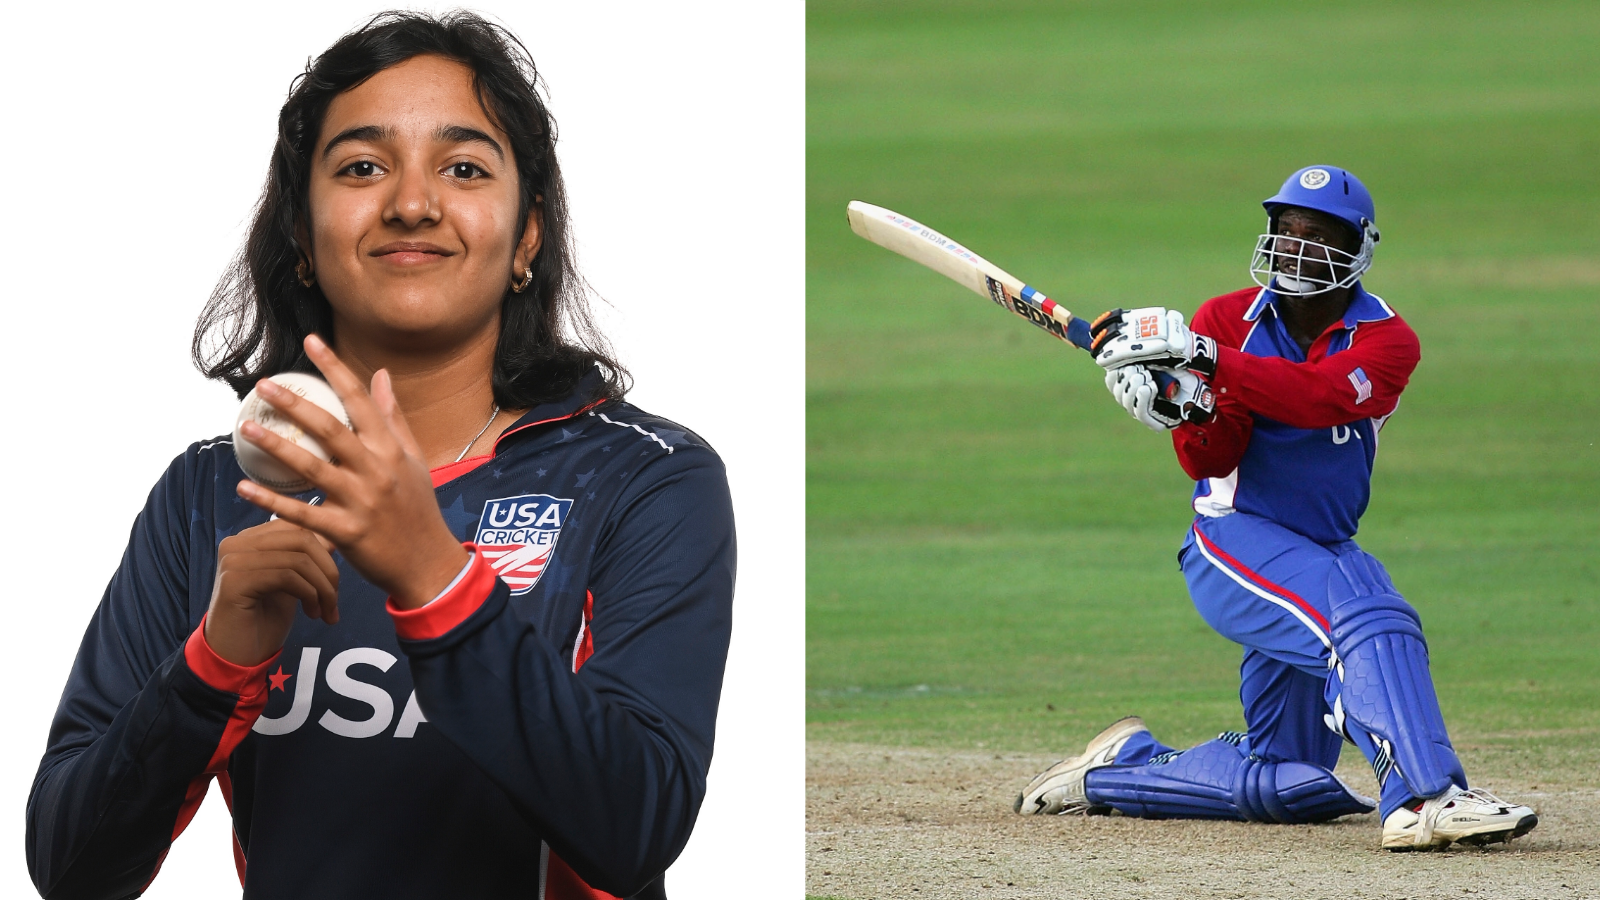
1014,716,1146,816
1381,785,1538,851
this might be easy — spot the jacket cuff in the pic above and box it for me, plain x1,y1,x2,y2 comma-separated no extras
388,543,498,641
183,615,281,698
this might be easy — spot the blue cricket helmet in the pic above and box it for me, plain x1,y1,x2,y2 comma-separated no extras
1263,165,1376,233
1249,165,1381,296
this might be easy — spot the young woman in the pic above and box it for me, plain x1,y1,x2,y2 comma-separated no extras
27,13,734,900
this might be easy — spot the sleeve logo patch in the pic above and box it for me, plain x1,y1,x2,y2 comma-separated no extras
1348,366,1373,404
475,494,574,595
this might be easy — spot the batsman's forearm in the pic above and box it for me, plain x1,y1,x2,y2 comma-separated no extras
1172,398,1252,480
1211,328,1418,429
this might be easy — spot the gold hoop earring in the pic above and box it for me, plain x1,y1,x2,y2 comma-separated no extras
296,259,316,288
511,264,534,293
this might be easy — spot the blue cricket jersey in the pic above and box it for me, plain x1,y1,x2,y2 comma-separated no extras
27,369,735,900
1174,285,1421,544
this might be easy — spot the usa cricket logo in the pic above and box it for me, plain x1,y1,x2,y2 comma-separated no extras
475,494,574,595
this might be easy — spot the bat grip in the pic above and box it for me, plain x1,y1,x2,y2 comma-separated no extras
1053,299,1212,424
1065,317,1093,350
1149,370,1216,425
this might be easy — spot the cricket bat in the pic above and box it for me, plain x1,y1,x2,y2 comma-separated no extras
845,200,1213,424
845,200,1094,350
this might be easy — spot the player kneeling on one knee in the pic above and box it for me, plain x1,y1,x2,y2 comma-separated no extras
1016,165,1536,851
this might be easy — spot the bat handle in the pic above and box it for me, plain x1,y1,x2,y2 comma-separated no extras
1065,317,1092,350
1036,291,1211,423
1149,370,1216,425
1026,289,1093,350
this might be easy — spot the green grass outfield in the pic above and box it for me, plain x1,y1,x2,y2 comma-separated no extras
807,0,1600,784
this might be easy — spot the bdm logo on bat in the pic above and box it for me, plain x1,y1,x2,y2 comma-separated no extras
1007,295,1071,340
475,493,574,595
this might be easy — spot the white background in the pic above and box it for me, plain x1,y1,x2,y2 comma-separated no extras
0,3,803,897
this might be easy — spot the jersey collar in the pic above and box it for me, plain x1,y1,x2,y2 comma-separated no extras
1243,282,1395,331
278,358,612,456
493,367,612,453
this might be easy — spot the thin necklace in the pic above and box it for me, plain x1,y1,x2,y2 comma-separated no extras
455,404,501,463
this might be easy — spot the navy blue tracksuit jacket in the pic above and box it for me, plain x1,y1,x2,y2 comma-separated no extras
26,372,736,900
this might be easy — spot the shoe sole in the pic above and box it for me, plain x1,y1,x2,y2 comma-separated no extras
1384,813,1539,852
1014,716,1145,815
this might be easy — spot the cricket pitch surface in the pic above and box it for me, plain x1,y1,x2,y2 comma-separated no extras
807,742,1600,900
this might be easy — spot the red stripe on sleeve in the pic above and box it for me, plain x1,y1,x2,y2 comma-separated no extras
572,590,596,673
546,848,622,900
388,543,498,641
156,618,279,892
183,615,281,696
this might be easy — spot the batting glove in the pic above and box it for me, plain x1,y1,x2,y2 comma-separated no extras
1106,364,1175,431
1090,307,1218,377
1105,364,1216,431
1157,368,1216,425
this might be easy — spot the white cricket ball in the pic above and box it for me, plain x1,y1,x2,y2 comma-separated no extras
232,372,351,494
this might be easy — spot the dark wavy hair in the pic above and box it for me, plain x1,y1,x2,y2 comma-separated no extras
194,10,627,408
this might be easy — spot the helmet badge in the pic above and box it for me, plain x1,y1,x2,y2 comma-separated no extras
1299,168,1331,189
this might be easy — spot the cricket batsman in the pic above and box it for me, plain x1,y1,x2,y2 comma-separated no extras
1013,165,1539,850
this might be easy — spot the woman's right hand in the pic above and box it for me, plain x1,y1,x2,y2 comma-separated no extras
203,519,341,667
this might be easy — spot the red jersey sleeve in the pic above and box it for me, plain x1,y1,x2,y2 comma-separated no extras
1170,294,1253,479
1172,394,1253,480
1212,314,1420,429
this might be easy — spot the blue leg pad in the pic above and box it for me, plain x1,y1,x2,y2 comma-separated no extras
1345,721,1426,819
1085,738,1375,823
1265,761,1378,823
1327,549,1466,800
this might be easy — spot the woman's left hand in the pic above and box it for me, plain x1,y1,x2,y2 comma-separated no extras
235,334,470,609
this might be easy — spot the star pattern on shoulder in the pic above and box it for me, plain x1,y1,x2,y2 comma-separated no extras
556,428,582,443
438,495,478,538
575,469,597,488
537,468,547,477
